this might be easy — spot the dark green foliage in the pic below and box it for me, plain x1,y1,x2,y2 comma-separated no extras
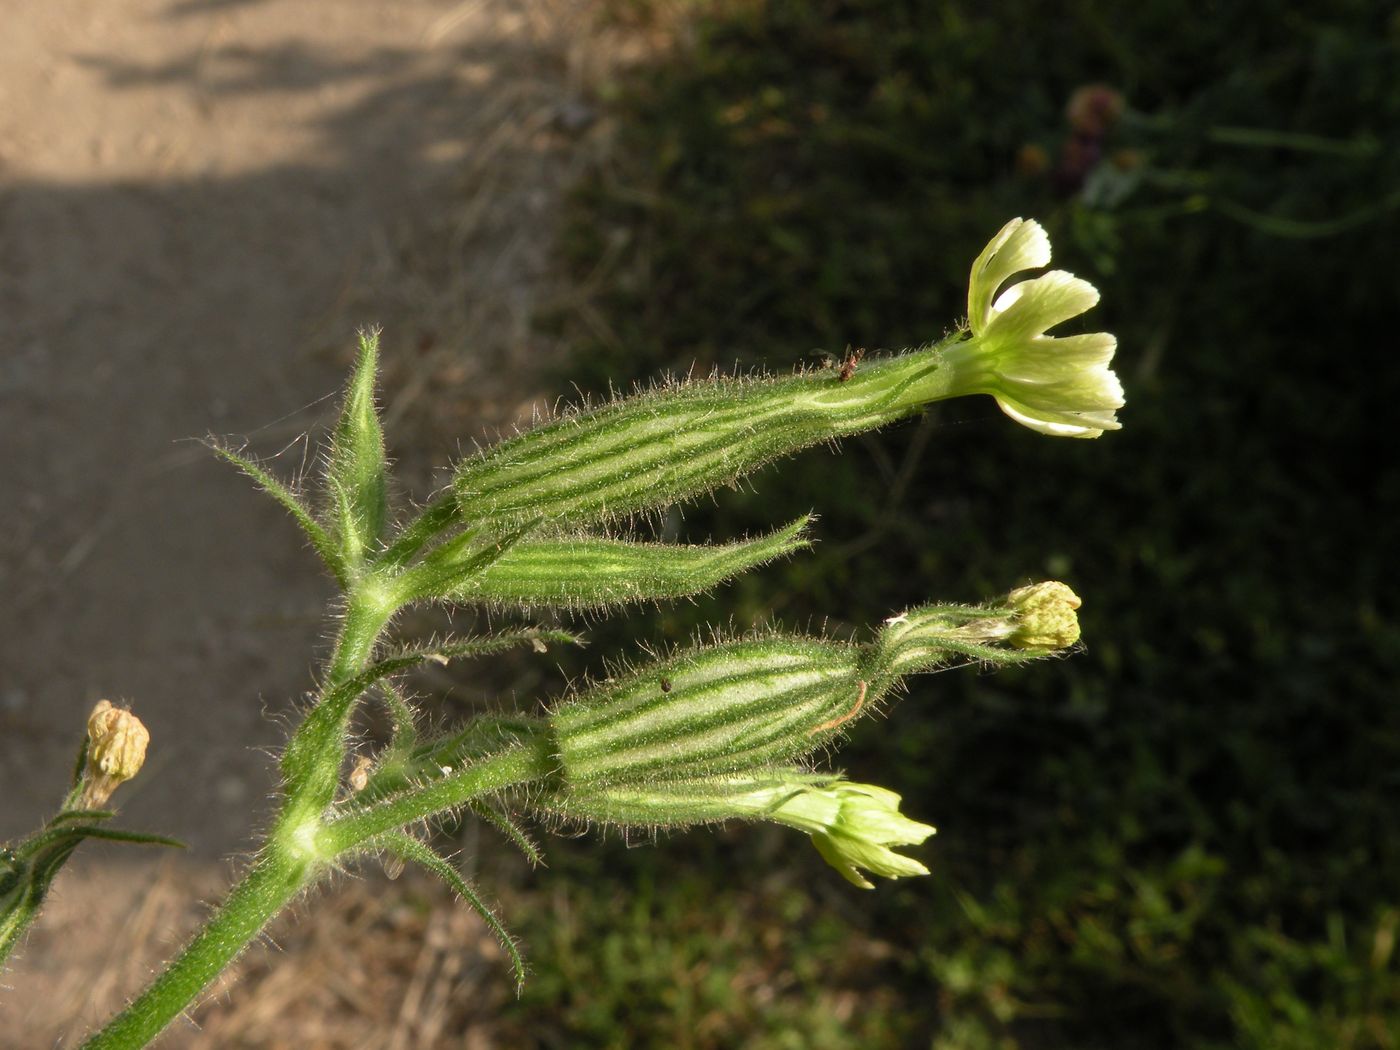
539,1,1400,1046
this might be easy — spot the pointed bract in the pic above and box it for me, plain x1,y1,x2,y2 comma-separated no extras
423,517,811,608
326,330,390,569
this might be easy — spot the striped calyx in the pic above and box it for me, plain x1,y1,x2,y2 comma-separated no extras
453,342,964,530
411,517,810,608
548,637,871,789
547,586,1082,796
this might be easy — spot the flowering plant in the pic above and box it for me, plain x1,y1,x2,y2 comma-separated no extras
1,220,1121,1048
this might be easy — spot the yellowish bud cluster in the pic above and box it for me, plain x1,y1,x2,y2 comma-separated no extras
78,700,149,809
1005,581,1083,650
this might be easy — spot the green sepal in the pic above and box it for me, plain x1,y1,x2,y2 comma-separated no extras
432,516,811,608
453,339,964,530
208,443,349,588
325,330,390,570
374,832,527,993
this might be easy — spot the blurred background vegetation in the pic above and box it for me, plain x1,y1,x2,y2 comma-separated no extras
491,1,1400,1046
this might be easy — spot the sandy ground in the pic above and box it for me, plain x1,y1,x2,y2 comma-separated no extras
0,0,637,1042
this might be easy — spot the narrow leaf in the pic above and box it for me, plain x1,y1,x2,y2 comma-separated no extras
397,518,541,603
378,491,460,571
377,832,527,992
15,824,184,860
469,800,545,868
325,330,389,568
209,443,348,588
435,516,811,608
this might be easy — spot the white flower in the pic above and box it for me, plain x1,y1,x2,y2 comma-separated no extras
763,781,937,889
946,218,1124,438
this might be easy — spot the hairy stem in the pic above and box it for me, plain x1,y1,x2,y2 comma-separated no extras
321,738,555,853
80,851,309,1050
84,581,399,1048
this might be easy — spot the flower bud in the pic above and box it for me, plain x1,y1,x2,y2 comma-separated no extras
1004,581,1082,650
78,700,149,809
778,781,937,889
867,582,1082,685
537,772,935,889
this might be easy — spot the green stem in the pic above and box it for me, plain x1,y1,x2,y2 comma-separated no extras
327,590,394,685
81,851,310,1049
322,740,554,854
86,583,400,1048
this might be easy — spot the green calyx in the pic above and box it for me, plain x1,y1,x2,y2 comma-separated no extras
532,770,935,890
326,330,390,570
452,340,965,531
545,585,1082,800
548,637,868,788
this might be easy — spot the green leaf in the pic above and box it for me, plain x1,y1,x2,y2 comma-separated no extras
325,330,389,569
376,832,527,992
14,824,183,860
209,442,349,588
426,516,811,608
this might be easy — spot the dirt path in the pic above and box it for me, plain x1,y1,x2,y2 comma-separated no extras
1,0,607,853
0,1,625,1041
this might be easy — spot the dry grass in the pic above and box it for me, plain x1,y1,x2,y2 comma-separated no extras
7,854,521,1048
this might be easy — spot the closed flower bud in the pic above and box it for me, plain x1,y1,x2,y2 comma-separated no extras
1004,581,1082,650
537,773,935,890
79,700,149,808
775,781,936,889
868,582,1082,684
